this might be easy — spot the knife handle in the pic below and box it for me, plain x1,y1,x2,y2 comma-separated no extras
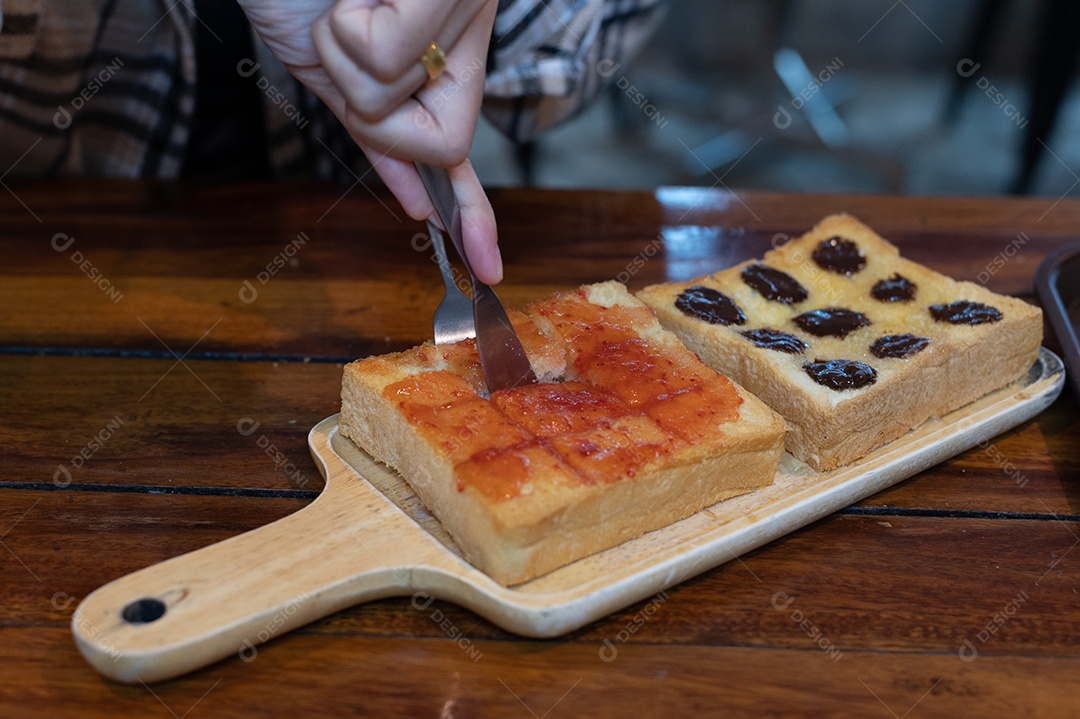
415,163,470,274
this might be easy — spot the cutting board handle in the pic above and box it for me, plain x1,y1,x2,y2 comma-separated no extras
72,480,454,683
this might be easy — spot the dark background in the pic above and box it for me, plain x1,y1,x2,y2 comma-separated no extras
472,0,1080,200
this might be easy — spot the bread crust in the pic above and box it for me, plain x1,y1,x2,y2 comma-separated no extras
340,282,786,585
638,214,1043,470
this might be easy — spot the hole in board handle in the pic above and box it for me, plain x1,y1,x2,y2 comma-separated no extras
122,598,167,624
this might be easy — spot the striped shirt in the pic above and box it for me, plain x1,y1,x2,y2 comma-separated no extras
0,0,665,180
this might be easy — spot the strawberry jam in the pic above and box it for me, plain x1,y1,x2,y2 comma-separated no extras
384,289,743,501
385,371,532,464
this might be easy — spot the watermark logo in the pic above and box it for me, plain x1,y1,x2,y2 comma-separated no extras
51,233,123,304
615,236,664,285
54,57,124,129
769,233,842,303
597,59,669,130
72,606,123,662
411,592,483,661
411,230,471,296
413,56,486,130
54,415,125,486
52,592,79,612
956,59,1029,129
959,589,1029,661
237,59,310,129
238,231,309,304
774,56,844,129
238,591,311,662
974,435,1029,488
598,590,669,662
771,592,842,661
237,418,312,489
975,232,1029,286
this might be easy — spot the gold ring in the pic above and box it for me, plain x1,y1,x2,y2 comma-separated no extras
419,41,447,81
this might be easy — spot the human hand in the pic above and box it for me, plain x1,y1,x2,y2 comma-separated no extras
237,0,502,283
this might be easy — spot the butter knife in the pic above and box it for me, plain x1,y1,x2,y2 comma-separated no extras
414,163,537,393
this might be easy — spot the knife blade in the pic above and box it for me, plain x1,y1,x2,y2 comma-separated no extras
414,162,538,393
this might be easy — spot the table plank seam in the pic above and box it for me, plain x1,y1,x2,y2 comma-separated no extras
0,481,318,500
2,482,1077,523
0,346,354,364
842,505,1080,522
4,626,1070,663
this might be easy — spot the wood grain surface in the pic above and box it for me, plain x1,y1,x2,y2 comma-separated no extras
2,180,1079,717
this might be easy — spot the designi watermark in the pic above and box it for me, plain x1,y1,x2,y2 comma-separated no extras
770,233,843,303
238,591,311,662
54,415,124,486
975,231,1030,286
238,231,309,304
54,57,124,129
772,592,843,662
773,56,844,130
55,592,124,662
410,230,471,296
598,590,669,662
237,59,310,129
51,233,123,303
597,59,669,130
411,592,483,661
413,56,485,129
237,418,312,489
975,435,1029,488
957,59,1029,129
614,236,664,285
959,589,1029,661
73,616,123,663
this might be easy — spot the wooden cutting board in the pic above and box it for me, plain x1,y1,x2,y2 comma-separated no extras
72,349,1064,683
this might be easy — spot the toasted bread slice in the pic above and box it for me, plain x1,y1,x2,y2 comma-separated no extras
340,282,786,585
638,214,1042,470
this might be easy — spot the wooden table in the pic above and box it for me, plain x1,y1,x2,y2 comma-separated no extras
2,180,1078,717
